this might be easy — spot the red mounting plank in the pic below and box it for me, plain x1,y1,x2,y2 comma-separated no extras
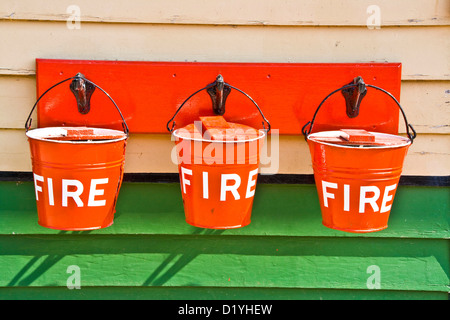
35,59,402,134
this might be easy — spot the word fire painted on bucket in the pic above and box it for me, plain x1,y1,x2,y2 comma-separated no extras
33,174,110,208
171,116,266,229
180,167,259,201
25,74,129,231
303,79,416,233
321,180,398,214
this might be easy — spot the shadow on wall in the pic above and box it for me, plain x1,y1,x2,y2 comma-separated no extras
7,231,92,287
142,228,225,286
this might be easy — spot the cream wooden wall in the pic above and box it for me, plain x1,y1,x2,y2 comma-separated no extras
0,0,449,176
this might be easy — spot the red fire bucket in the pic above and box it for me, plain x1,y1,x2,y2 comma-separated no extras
167,76,270,229
25,75,129,230
302,82,416,233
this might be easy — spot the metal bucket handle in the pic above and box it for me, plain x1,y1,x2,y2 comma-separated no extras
166,75,271,133
301,82,417,143
25,74,129,136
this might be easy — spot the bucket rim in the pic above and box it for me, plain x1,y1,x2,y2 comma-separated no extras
172,128,266,143
26,126,128,144
307,130,411,149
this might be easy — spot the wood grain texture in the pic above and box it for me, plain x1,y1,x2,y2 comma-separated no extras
1,0,449,26
1,130,448,176
0,21,448,80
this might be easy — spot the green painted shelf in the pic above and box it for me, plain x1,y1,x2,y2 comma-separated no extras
0,181,448,300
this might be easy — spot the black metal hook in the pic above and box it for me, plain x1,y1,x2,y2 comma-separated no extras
166,74,271,133
69,72,96,114
206,74,231,116
25,73,129,136
341,76,367,118
301,78,416,143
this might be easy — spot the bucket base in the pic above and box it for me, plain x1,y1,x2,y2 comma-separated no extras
186,219,251,230
38,220,114,231
322,222,387,234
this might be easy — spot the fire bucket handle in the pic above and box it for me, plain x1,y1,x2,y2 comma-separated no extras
301,81,417,143
25,73,130,136
166,75,271,133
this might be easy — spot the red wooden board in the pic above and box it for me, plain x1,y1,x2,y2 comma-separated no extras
35,59,402,134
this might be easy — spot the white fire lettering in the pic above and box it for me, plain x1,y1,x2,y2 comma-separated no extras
220,174,241,201
33,173,109,207
179,166,259,201
321,180,397,213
